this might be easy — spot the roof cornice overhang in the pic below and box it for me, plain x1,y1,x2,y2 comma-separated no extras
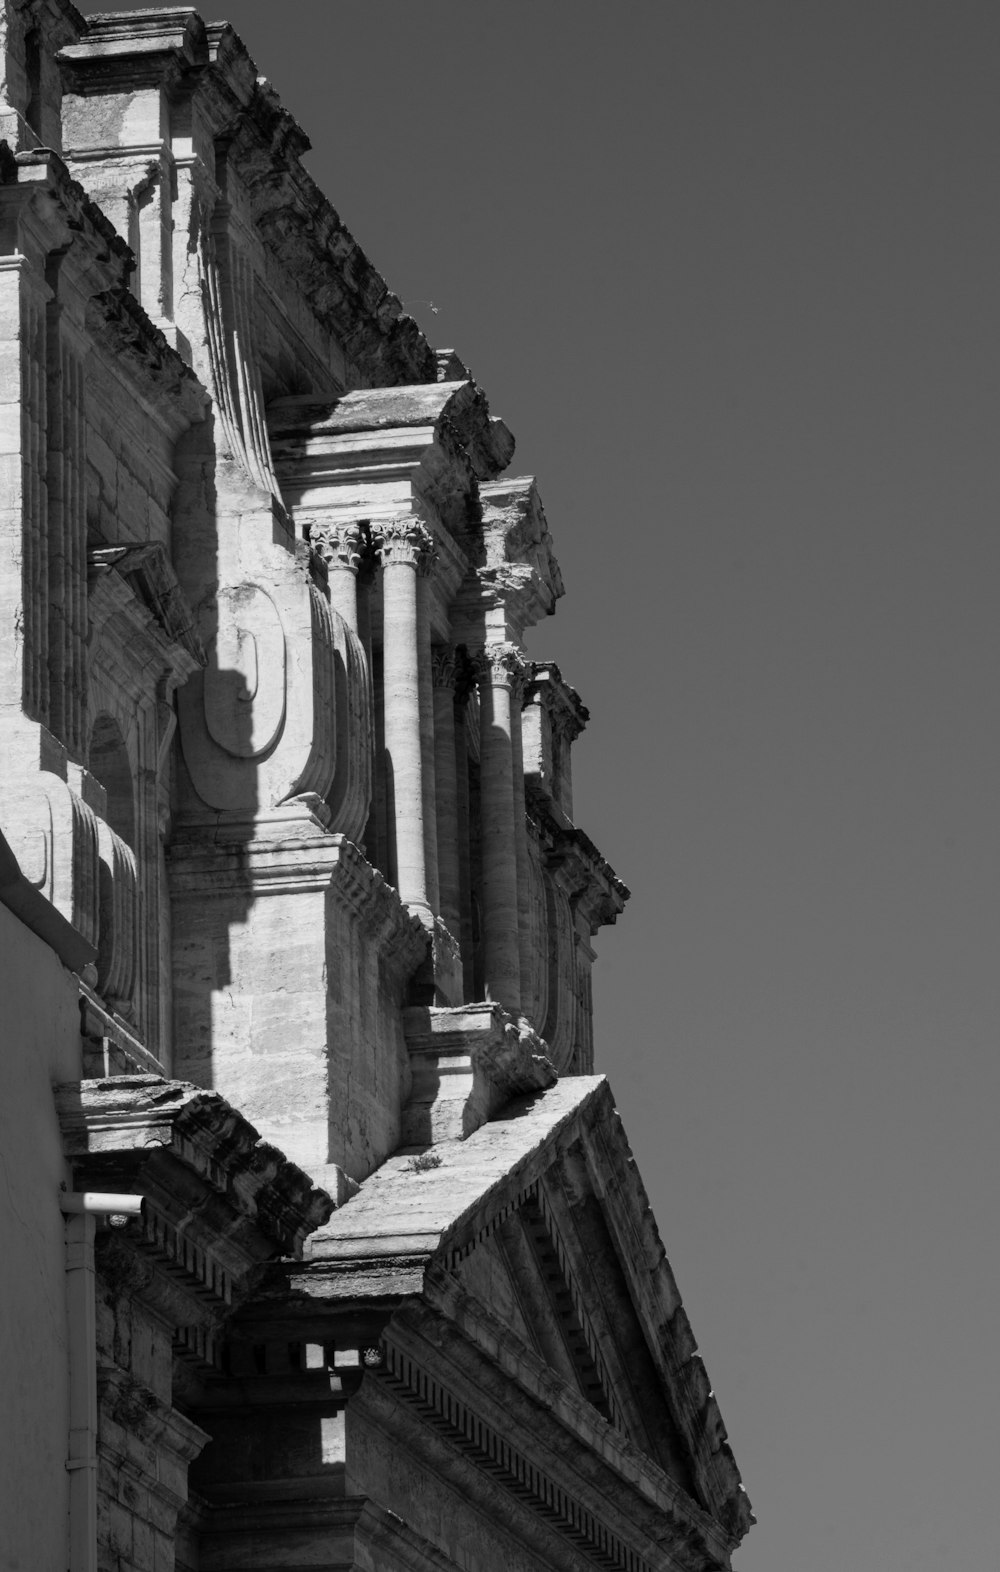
269,380,515,547
56,1074,333,1265
60,11,435,385
0,149,207,426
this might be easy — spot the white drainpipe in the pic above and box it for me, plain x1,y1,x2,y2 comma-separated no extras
61,1193,144,1572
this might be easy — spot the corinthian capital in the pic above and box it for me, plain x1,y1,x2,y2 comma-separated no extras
431,646,457,691
474,642,530,696
373,516,435,569
309,520,366,574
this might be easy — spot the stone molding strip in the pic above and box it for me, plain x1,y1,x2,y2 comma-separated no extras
381,1339,659,1572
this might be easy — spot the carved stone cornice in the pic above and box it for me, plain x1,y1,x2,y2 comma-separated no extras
60,15,435,386
525,661,589,744
377,1301,738,1572
0,151,207,430
56,1075,333,1264
450,476,564,641
374,517,435,571
527,783,629,934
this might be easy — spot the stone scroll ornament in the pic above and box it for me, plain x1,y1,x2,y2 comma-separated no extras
202,585,287,761
0,771,102,958
178,567,340,819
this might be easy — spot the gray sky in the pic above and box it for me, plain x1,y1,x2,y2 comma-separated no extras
84,3,1000,1566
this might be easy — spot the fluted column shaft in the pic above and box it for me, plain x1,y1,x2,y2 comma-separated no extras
476,643,527,1014
376,519,433,918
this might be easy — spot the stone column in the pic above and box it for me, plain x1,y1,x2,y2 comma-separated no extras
375,518,433,920
509,658,533,1021
310,519,373,844
432,647,462,942
311,519,363,634
454,657,476,1001
417,556,439,917
475,642,528,1014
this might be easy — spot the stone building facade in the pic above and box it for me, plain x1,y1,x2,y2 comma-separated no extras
0,5,753,1569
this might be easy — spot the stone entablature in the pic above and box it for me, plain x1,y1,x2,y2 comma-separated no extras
523,659,589,821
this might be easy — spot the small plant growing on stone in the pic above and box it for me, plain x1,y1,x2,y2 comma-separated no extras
411,1150,442,1172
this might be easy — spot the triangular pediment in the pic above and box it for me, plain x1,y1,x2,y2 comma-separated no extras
453,1209,618,1423
305,1076,751,1545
